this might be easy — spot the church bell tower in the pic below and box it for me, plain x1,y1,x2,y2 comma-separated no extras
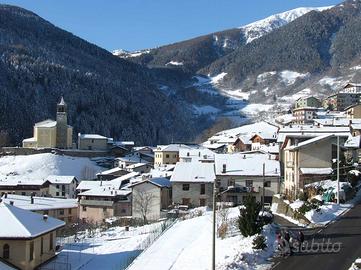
56,97,68,148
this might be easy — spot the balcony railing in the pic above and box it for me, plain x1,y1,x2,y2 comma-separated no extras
80,199,114,207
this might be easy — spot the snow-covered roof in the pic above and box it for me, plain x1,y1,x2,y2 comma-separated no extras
170,162,215,183
0,260,16,270
130,177,171,188
97,167,124,175
285,134,333,151
1,194,77,211
58,96,66,106
46,175,77,184
116,154,149,164
22,137,36,143
35,119,57,128
351,123,361,130
108,172,140,188
215,153,280,176
179,147,215,161
155,144,184,152
344,135,360,148
79,134,108,140
76,180,102,191
300,168,333,175
0,202,65,238
126,163,149,169
78,187,131,197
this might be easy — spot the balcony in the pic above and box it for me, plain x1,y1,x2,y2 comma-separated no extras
80,199,114,207
286,161,294,167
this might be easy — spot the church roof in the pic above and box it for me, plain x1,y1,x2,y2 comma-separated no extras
58,96,66,106
35,119,57,128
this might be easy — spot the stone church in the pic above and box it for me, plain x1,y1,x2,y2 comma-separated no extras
22,97,73,149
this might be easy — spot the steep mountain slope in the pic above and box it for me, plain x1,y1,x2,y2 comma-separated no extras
115,7,328,73
0,5,205,146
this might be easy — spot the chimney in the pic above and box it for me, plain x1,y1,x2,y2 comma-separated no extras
243,155,246,159
9,201,14,206
269,154,271,160
43,215,48,221
100,180,103,187
222,164,226,173
30,195,34,204
4,192,7,199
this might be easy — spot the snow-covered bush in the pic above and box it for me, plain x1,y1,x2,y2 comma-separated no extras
252,234,267,250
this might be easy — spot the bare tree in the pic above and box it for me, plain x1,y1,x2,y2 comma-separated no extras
133,190,156,225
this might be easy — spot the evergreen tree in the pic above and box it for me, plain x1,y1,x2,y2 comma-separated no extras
238,195,262,237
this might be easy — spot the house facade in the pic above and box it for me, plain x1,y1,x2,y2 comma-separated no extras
0,202,65,270
215,152,280,205
292,107,318,124
295,96,321,109
282,134,347,199
46,175,78,198
131,178,171,222
23,97,73,149
78,188,131,223
154,145,182,166
77,134,110,151
345,103,361,119
170,162,214,208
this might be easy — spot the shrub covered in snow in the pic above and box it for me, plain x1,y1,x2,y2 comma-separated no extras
252,234,267,250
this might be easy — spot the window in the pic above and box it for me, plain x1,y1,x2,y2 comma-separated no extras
182,184,190,191
29,241,34,261
56,192,59,196
62,192,65,196
245,180,253,188
228,179,235,187
21,192,26,196
200,184,205,195
68,208,72,214
3,244,9,259
200,198,206,206
166,154,170,158
82,206,87,211
49,233,53,251
103,207,107,212
44,210,49,215
56,185,60,189
121,209,126,213
59,209,64,215
41,237,44,255
182,198,190,205
264,181,271,188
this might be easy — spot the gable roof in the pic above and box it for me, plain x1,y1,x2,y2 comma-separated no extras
285,134,333,151
0,202,65,239
170,162,215,183
215,152,280,177
35,119,57,128
46,175,77,184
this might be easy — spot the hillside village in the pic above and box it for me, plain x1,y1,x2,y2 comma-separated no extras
1,82,361,269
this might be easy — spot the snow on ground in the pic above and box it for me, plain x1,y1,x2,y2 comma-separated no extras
166,61,184,66
0,153,104,182
349,258,361,270
281,88,312,103
257,71,277,83
240,6,332,43
210,72,228,84
240,104,274,116
192,105,220,115
41,222,166,270
318,76,349,90
112,49,150,58
129,208,276,270
350,65,361,71
279,70,310,85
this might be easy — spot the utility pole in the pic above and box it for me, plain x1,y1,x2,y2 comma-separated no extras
262,162,265,213
337,135,340,204
212,179,217,270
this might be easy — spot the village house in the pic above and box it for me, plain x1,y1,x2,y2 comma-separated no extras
77,133,110,151
78,187,132,223
215,152,280,206
96,167,129,181
1,193,78,224
125,163,152,174
281,134,348,199
323,83,361,111
0,201,65,270
295,96,322,109
0,180,49,197
179,146,215,163
292,107,318,124
45,175,78,198
130,177,171,222
345,103,361,119
154,144,187,166
170,162,215,208
22,97,73,149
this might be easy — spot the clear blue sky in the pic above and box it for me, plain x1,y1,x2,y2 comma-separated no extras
0,0,342,52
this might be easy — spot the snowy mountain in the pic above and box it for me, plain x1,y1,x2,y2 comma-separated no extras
240,6,333,43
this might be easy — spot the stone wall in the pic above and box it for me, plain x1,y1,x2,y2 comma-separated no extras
272,195,310,225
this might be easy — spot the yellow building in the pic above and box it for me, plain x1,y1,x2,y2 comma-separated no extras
154,144,181,166
0,201,65,270
345,103,361,119
23,97,73,149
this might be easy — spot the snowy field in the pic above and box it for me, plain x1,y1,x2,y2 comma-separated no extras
129,208,276,270
0,153,104,182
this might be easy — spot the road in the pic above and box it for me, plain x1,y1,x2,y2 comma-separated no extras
272,202,361,270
